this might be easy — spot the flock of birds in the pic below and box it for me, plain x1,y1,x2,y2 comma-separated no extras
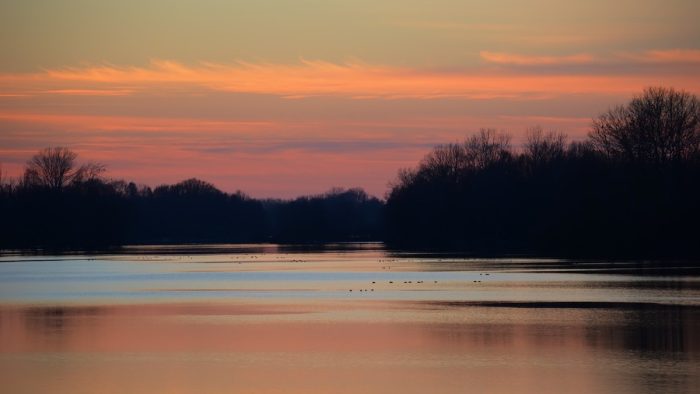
348,279,442,293
347,263,492,294
127,253,493,294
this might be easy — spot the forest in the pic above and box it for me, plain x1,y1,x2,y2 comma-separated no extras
1,87,699,257
0,169,383,249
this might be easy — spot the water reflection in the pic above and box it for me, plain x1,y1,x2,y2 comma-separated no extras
0,246,699,393
618,306,699,356
23,306,102,331
120,242,386,255
1,301,698,393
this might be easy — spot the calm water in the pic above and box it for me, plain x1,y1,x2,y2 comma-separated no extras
1,243,699,394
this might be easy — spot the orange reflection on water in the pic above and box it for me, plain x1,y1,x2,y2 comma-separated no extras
1,300,698,394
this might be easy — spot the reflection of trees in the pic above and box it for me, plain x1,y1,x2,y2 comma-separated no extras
23,306,102,334
420,303,699,358
585,305,700,357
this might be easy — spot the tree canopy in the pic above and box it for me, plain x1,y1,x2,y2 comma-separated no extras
385,87,700,257
590,87,700,164
23,147,105,189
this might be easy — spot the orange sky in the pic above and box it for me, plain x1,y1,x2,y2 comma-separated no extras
1,1,699,197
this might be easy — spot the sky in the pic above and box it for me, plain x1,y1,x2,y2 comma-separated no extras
1,0,699,198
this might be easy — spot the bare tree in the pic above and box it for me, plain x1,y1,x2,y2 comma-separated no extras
387,167,417,195
590,87,700,163
74,162,107,183
23,147,105,189
463,128,511,170
420,143,469,179
0,163,5,194
525,126,567,164
0,163,18,192
415,128,512,183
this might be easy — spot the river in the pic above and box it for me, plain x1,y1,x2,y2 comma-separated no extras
1,243,698,393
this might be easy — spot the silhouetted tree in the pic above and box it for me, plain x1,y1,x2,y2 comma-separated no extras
5,86,699,258
524,127,566,166
268,187,384,242
23,147,105,189
385,128,517,249
590,87,700,164
0,147,386,249
464,128,512,170
127,178,268,244
386,88,700,257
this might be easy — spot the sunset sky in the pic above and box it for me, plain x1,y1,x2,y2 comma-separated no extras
1,0,699,198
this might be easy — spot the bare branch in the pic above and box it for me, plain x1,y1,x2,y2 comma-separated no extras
590,87,700,163
23,147,107,189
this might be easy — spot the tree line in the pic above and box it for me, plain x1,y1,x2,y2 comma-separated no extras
385,87,700,257
0,153,384,250
1,87,699,257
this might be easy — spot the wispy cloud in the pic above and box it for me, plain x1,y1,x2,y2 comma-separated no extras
617,49,700,64
1,55,697,101
480,49,700,66
0,112,276,133
1,52,698,196
41,89,135,96
480,51,595,66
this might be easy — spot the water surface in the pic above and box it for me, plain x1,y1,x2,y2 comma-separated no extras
1,244,699,393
